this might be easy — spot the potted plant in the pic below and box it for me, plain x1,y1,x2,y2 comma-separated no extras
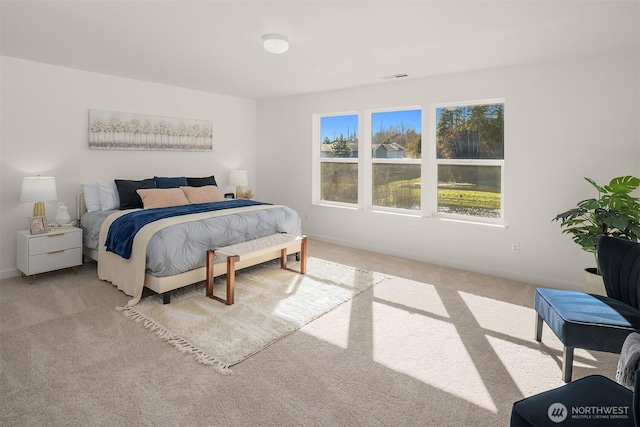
553,175,640,288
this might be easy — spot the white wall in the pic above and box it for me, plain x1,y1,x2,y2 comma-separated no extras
256,49,640,290
0,57,257,277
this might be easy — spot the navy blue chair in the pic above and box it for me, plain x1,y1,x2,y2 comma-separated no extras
510,369,639,426
534,236,640,382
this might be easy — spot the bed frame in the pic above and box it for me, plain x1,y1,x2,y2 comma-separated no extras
76,192,305,303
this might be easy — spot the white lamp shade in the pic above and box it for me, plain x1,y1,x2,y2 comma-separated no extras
262,34,289,54
229,169,249,187
20,176,57,202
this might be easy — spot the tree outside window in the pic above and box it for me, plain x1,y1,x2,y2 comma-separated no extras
435,102,504,219
371,109,422,210
319,114,358,204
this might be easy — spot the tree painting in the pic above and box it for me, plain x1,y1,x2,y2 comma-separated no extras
88,110,213,151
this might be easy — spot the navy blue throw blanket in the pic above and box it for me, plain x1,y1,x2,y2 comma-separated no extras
105,200,270,259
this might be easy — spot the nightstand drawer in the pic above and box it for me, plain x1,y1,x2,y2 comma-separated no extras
28,230,81,255
26,247,82,275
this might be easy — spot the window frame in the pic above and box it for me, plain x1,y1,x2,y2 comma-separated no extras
312,98,505,227
313,112,360,208
366,106,423,215
429,98,505,225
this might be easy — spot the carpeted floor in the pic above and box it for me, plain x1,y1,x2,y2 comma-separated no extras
0,239,619,426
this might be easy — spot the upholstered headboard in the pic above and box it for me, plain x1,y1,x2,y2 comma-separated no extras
77,191,87,218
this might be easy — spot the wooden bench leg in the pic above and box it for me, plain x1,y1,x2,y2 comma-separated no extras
226,255,238,305
206,249,215,298
207,250,237,305
281,236,308,275
281,247,287,270
300,236,307,274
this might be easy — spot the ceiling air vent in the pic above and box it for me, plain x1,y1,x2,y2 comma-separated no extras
382,73,409,80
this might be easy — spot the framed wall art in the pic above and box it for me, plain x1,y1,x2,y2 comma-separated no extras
88,110,213,151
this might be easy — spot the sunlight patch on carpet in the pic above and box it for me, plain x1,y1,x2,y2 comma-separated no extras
371,301,498,412
299,299,355,349
459,291,531,336
373,276,450,318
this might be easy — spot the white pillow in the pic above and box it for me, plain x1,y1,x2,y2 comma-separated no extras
98,180,120,211
82,183,102,212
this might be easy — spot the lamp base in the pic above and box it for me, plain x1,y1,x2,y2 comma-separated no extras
236,186,243,199
33,202,46,218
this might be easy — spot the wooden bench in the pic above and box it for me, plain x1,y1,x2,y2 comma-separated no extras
205,234,307,305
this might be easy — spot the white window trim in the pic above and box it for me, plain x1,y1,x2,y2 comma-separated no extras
367,106,423,215
313,100,504,227
429,98,505,225
313,111,360,207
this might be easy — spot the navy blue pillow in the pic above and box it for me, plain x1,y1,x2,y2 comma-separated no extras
154,176,188,189
115,178,156,209
186,176,217,187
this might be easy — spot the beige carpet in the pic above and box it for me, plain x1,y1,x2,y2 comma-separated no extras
119,257,387,373
0,239,620,426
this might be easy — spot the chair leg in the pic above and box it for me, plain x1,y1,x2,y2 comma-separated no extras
535,313,543,342
562,346,574,383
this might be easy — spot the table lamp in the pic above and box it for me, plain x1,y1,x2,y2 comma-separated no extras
229,169,248,199
20,176,57,217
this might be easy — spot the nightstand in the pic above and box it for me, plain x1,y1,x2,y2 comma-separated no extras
17,228,82,282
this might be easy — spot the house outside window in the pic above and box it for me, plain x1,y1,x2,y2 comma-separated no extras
370,108,422,211
317,114,359,205
433,100,505,222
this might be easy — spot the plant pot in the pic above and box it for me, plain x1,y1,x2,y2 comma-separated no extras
583,267,606,296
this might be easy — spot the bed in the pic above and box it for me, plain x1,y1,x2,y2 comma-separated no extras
77,181,303,306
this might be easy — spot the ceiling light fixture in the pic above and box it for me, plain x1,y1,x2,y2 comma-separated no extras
262,34,289,54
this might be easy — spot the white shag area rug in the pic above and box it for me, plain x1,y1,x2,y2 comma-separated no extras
119,257,387,374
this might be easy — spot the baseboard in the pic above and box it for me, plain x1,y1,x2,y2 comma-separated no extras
0,268,21,280
305,232,581,291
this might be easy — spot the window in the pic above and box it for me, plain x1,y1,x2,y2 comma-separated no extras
318,114,359,205
371,109,422,211
434,100,504,221
313,99,505,225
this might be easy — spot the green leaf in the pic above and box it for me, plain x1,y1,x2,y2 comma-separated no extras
605,176,640,195
628,223,640,239
578,199,601,210
609,212,630,230
585,177,606,193
552,208,586,222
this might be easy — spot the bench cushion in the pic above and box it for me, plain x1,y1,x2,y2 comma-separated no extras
535,288,640,352
216,234,299,258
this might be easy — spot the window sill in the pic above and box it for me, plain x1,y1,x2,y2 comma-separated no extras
313,202,359,210
432,216,508,230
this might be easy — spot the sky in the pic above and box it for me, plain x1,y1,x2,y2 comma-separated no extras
321,109,421,142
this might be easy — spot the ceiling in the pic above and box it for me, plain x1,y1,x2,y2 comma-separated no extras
1,1,638,100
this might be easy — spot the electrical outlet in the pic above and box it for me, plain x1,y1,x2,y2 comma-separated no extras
511,243,520,254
